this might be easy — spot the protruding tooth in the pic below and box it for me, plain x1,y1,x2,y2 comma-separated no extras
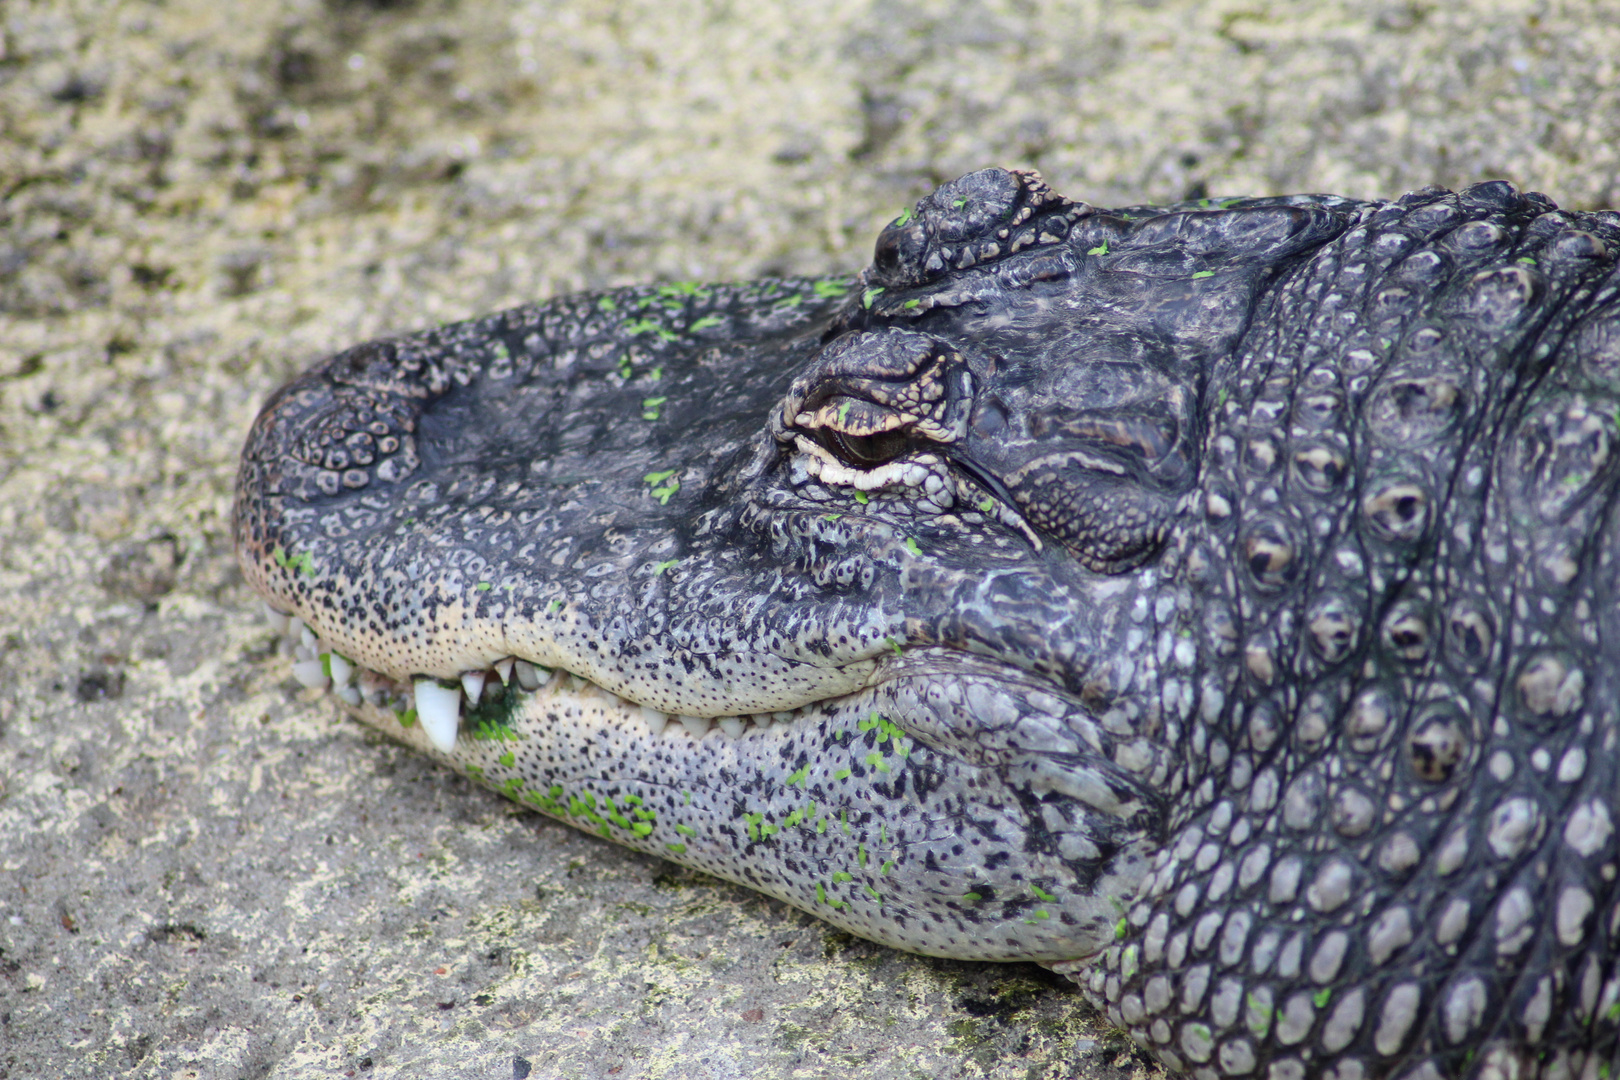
262,602,291,635
679,716,710,739
718,717,745,738
493,657,515,686
300,624,318,651
337,684,362,707
413,678,463,753
292,659,329,689
641,706,670,736
514,660,544,692
329,653,354,689
461,670,487,703
751,713,773,730
294,642,315,664
286,616,305,642
773,711,795,724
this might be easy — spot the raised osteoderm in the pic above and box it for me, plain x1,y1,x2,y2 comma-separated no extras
235,169,1620,1079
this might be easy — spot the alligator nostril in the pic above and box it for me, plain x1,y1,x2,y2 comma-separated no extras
863,169,1084,288
873,225,906,277
870,219,928,285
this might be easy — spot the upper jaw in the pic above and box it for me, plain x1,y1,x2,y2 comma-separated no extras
234,167,1226,777
238,362,1170,788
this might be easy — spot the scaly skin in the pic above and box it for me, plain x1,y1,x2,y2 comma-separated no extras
235,169,1620,1079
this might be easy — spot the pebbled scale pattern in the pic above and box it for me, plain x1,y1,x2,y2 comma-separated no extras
237,169,1620,1080
1075,182,1620,1079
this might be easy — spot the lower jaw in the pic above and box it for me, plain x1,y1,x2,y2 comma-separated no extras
260,602,1130,964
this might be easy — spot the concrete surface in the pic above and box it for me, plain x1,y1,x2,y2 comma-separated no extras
3,0,1619,1077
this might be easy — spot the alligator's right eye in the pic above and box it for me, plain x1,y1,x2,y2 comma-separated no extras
824,427,911,469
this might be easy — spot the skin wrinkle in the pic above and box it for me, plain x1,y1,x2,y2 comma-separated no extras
238,169,1620,1078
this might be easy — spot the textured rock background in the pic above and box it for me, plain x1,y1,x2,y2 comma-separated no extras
3,1,1619,1077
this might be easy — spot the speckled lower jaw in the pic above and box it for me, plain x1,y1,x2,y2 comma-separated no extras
259,599,1157,962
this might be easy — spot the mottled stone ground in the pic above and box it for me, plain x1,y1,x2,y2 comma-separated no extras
3,1,1618,1077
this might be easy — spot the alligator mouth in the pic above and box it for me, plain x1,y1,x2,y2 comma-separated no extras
256,584,1160,967
261,600,830,752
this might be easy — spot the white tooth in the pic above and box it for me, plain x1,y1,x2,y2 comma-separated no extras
300,624,318,650
294,643,315,664
337,684,362,707
286,616,305,642
752,713,773,730
461,670,487,703
514,660,544,691
774,711,795,724
329,653,354,689
718,717,745,738
413,678,463,753
641,706,670,736
262,602,291,635
292,659,329,689
679,716,710,739
494,657,515,686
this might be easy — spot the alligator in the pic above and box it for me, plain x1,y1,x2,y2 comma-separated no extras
234,168,1620,1080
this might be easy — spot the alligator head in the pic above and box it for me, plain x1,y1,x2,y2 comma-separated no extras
236,168,1620,1078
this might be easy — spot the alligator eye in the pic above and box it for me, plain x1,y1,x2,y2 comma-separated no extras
824,427,911,468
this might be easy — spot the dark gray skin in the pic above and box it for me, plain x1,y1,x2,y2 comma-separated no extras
235,169,1620,1079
